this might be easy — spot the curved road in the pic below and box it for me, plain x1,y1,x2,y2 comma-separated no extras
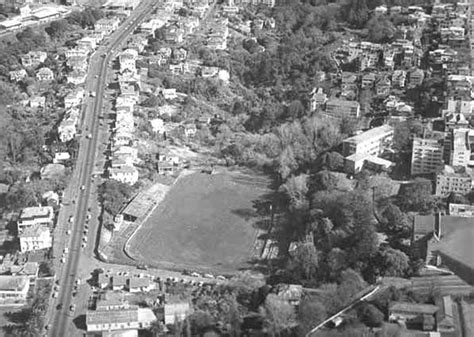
49,2,156,336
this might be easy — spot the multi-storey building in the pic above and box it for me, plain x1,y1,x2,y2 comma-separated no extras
444,128,471,167
19,225,52,253
17,206,54,233
325,99,360,118
435,171,472,196
342,125,394,157
411,133,445,175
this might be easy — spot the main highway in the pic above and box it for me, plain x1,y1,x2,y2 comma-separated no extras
49,1,157,336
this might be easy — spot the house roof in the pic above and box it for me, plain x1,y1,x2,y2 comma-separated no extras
20,206,53,220
389,302,439,315
413,215,435,236
86,309,138,325
112,275,128,286
164,303,190,316
0,275,29,291
343,125,393,144
129,277,151,288
20,225,50,238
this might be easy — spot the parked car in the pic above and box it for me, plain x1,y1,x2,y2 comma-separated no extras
203,274,214,279
69,304,75,312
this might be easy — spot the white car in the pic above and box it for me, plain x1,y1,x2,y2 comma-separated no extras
63,248,69,254
66,230,71,235
68,216,74,223
203,274,214,279
80,185,85,191
82,242,87,248
61,257,66,263
83,236,88,242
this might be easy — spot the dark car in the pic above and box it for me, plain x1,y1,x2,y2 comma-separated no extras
56,303,63,310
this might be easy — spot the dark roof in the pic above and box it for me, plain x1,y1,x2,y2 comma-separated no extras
413,215,435,236
389,301,439,315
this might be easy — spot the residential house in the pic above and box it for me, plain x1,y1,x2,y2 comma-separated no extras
341,72,358,99
448,203,474,217
109,166,138,185
0,276,30,305
325,99,361,118
392,70,407,88
67,55,89,72
127,34,148,53
164,26,184,44
162,88,177,100
344,152,394,174
435,296,455,333
201,66,219,78
361,73,375,89
21,51,47,68
53,152,71,164
19,225,52,253
36,67,54,81
164,303,190,325
58,108,80,142
172,47,187,62
139,18,166,35
342,125,394,157
119,49,138,73
309,87,327,111
184,123,197,137
374,5,387,16
447,75,473,99
157,47,172,59
64,88,85,108
169,63,183,74
94,17,120,35
9,69,27,82
86,307,156,333
129,277,153,293
409,68,424,88
29,96,46,108
76,36,97,51
389,302,438,331
112,275,128,291
67,70,87,85
444,128,470,167
275,284,303,306
375,75,391,97
65,48,89,59
17,206,54,233
411,132,446,175
98,273,111,289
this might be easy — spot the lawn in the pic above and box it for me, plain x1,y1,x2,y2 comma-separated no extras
128,170,270,273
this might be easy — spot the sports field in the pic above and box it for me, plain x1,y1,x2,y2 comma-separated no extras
128,170,270,273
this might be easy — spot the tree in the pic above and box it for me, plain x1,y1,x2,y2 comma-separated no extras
381,203,411,237
149,320,164,337
261,294,296,336
189,310,215,335
397,178,434,212
297,297,327,335
366,16,396,43
280,174,309,212
98,180,134,216
345,0,370,28
376,247,410,277
288,243,320,282
357,303,384,327
45,19,68,40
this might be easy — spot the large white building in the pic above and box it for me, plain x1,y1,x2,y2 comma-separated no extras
411,133,446,175
109,166,138,185
86,306,156,333
19,225,52,253
17,206,54,233
342,125,394,157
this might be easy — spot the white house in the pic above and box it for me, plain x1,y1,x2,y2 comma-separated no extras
162,88,177,100
19,225,52,253
29,96,46,108
76,37,97,50
0,276,30,305
9,69,27,82
21,51,47,68
36,67,54,81
67,70,88,85
64,88,85,108
94,17,120,35
109,165,138,185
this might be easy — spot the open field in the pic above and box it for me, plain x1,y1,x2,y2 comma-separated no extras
128,169,271,273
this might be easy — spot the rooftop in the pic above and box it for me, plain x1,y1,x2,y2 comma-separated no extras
389,301,438,315
19,225,50,238
326,98,360,108
344,125,394,144
86,309,138,325
20,206,53,220
0,275,29,292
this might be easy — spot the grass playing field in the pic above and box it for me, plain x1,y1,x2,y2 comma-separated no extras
128,169,270,273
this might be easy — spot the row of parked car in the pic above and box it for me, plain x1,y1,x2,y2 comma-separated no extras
182,269,227,280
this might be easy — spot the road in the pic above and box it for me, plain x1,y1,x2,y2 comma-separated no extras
48,2,156,336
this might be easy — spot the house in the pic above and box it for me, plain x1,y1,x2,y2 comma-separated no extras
150,118,165,134
119,49,138,73
162,88,177,100
98,273,111,289
65,48,89,59
127,34,149,53
389,302,438,331
325,99,360,118
275,284,303,306
76,36,97,50
109,166,139,185
64,88,84,108
184,123,197,137
309,87,327,111
129,277,153,292
9,69,27,82
344,152,394,174
42,190,59,206
201,66,219,78
361,73,375,89
157,47,172,59
164,303,190,325
169,63,184,74
112,275,128,291
21,51,47,68
392,70,407,88
164,26,184,44
173,47,187,62
0,276,30,305
58,108,80,142
67,70,87,85
29,96,46,108
375,75,391,97
374,5,387,15
94,17,120,35
67,55,89,72
409,68,424,88
207,36,227,50
139,18,166,35
17,206,54,233
19,225,52,253
36,67,54,81
342,125,394,157
86,307,156,333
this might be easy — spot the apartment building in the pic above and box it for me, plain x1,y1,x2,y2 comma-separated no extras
411,133,445,175
435,171,472,196
448,203,474,216
444,128,471,167
0,276,30,305
17,206,54,233
342,125,394,157
19,225,52,253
